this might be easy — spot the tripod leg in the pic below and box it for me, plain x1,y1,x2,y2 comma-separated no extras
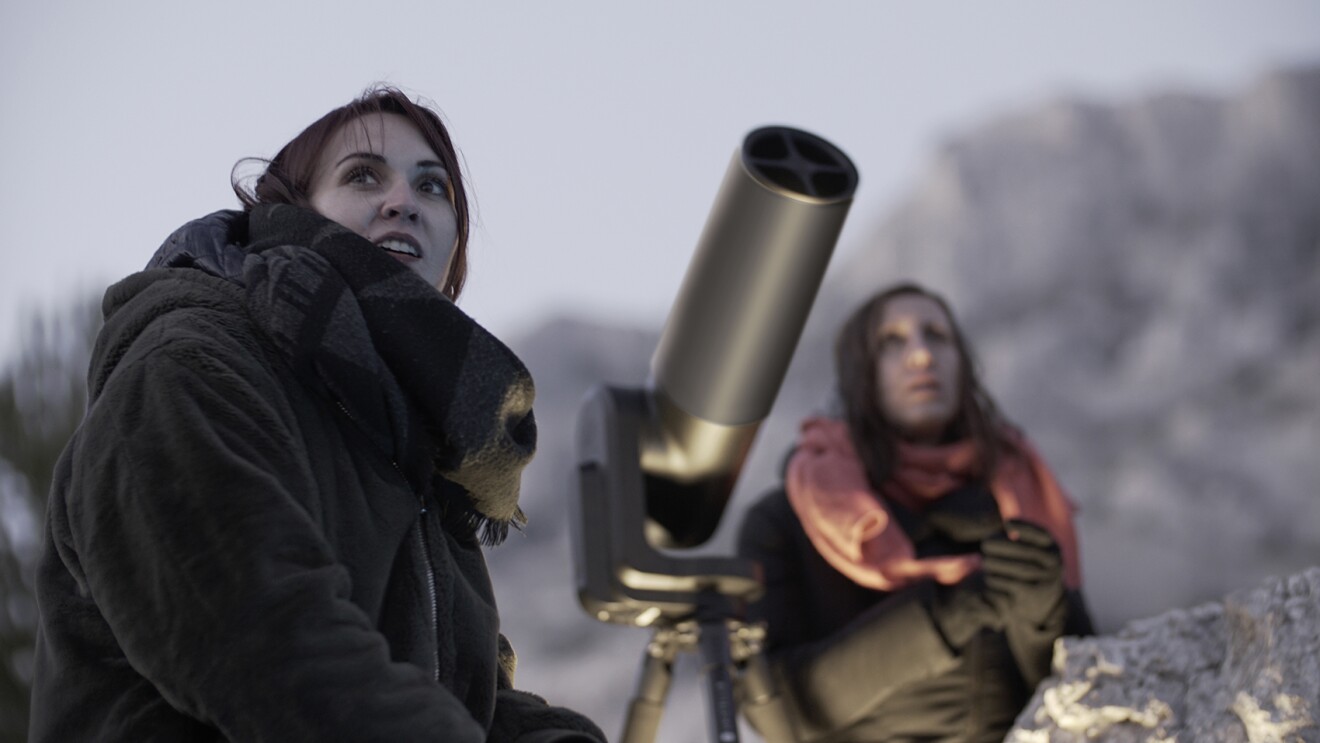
736,653,797,743
698,617,741,743
620,633,677,743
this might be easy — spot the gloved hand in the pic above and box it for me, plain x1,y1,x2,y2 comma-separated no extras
928,573,1001,651
981,519,1066,632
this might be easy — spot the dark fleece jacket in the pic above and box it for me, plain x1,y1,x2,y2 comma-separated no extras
738,486,1093,743
30,209,603,742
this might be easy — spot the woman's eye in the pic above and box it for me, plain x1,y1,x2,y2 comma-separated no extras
925,326,951,344
346,166,379,185
419,176,449,197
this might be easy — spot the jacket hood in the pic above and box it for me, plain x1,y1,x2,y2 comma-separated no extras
145,209,249,283
90,211,253,402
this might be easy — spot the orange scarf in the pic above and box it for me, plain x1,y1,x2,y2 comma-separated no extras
784,416,1082,592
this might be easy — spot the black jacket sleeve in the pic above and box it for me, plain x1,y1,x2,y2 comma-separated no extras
489,637,607,742
49,332,490,741
489,690,608,742
737,493,960,740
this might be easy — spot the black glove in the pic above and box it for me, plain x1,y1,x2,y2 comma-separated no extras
928,573,1001,651
981,519,1066,632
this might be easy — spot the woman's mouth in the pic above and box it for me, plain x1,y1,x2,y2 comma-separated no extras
907,377,942,397
375,236,422,258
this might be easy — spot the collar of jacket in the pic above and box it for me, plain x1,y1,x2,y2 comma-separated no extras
146,209,250,283
140,207,535,544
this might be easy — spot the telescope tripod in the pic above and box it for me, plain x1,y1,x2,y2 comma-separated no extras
620,592,795,743
572,126,857,742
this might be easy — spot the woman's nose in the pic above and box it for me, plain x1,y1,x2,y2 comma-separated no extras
380,181,419,221
905,345,932,369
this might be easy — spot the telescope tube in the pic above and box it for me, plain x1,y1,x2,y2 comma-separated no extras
641,127,858,544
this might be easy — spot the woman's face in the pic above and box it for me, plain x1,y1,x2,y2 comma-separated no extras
309,113,458,289
873,293,963,443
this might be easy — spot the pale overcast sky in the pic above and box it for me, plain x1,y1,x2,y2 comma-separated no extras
2,1,1317,363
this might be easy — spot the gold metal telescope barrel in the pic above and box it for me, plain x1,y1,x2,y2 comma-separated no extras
642,126,859,547
572,125,858,625
571,126,857,742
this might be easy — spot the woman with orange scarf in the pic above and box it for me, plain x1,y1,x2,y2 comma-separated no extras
738,284,1093,743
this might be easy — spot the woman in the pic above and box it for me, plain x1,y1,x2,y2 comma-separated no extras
31,88,604,742
738,283,1093,743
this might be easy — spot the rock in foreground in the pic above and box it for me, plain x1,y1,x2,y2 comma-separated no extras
1009,567,1320,742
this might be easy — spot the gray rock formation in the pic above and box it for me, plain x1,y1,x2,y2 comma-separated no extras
1008,567,1320,743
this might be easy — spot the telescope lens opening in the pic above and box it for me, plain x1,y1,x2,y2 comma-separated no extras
743,126,858,200
757,166,807,194
793,138,840,167
747,132,790,161
811,171,852,198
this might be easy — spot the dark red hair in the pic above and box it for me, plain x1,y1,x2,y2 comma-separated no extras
233,86,470,300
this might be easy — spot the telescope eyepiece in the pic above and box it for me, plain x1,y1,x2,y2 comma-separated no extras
743,126,858,202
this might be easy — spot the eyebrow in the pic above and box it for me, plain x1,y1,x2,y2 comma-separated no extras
335,152,385,169
334,152,448,173
877,318,947,335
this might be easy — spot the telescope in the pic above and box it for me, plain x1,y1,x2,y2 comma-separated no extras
571,126,858,742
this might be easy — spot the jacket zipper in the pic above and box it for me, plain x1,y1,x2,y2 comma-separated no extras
416,508,441,683
335,399,440,683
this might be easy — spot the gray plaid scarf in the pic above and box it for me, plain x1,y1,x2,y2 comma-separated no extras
241,204,535,544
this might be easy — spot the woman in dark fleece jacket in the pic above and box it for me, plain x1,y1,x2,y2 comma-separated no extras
30,88,605,742
738,284,1093,743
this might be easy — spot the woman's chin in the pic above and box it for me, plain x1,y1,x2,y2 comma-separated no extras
896,414,957,444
